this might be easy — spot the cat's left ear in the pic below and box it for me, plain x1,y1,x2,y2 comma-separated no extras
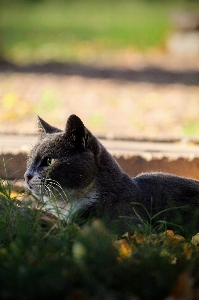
65,115,85,147
37,116,61,139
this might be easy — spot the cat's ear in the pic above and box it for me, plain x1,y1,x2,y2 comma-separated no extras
66,115,101,154
37,116,61,139
65,115,85,147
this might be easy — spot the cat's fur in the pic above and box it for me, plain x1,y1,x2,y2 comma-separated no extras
25,115,199,233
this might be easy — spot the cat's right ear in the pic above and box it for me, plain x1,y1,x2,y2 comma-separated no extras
65,115,85,147
65,115,101,155
37,116,61,139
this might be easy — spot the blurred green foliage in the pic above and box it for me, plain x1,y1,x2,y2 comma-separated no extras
2,0,198,63
8,0,199,3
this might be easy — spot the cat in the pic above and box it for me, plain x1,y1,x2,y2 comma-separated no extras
24,114,199,234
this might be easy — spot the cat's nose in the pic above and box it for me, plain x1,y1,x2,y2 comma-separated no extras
25,174,33,183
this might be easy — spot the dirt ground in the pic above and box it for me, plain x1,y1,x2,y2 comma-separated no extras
0,53,199,140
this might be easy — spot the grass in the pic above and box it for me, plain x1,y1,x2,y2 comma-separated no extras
182,120,199,137
0,177,199,299
2,0,198,64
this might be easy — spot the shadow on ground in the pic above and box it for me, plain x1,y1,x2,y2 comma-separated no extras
0,59,199,86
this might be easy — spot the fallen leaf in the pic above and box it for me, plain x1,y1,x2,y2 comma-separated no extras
166,230,175,237
163,231,185,246
114,239,132,261
183,244,193,260
133,231,145,245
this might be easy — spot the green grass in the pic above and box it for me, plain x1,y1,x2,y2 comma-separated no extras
182,120,199,137
0,177,199,299
2,0,198,64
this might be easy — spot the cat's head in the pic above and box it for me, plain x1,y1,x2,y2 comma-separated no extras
24,115,100,199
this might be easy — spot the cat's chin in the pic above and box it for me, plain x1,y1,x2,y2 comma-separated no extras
33,191,51,202
26,184,48,200
25,182,40,196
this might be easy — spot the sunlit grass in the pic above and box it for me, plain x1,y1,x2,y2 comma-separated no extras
2,0,198,63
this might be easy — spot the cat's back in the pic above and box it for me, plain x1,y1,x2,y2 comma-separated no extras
133,172,199,211
134,172,199,192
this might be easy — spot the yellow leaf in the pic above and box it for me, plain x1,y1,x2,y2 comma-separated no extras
10,191,18,199
114,239,132,261
9,191,25,201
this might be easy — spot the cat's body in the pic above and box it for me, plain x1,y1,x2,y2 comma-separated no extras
25,115,199,233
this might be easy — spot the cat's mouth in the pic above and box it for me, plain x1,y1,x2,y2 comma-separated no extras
25,181,42,197
24,175,46,197
25,176,68,204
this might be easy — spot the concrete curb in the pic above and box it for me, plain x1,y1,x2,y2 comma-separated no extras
1,135,199,180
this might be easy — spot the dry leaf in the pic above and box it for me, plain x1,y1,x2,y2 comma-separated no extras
163,231,185,246
166,230,175,237
114,239,132,261
183,244,192,260
170,235,185,245
133,231,145,245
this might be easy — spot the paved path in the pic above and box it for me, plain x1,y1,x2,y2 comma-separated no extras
1,134,199,157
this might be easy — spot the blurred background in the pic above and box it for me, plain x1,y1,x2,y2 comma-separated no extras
1,0,199,140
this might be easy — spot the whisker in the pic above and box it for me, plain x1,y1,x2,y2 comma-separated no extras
39,183,50,198
44,186,61,209
44,185,70,219
46,183,68,204
40,178,68,208
44,185,57,200
42,177,69,203
45,179,68,194
32,177,70,219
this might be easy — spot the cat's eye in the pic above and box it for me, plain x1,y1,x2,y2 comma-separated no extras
46,157,55,166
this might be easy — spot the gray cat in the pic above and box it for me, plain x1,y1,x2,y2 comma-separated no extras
24,115,199,234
